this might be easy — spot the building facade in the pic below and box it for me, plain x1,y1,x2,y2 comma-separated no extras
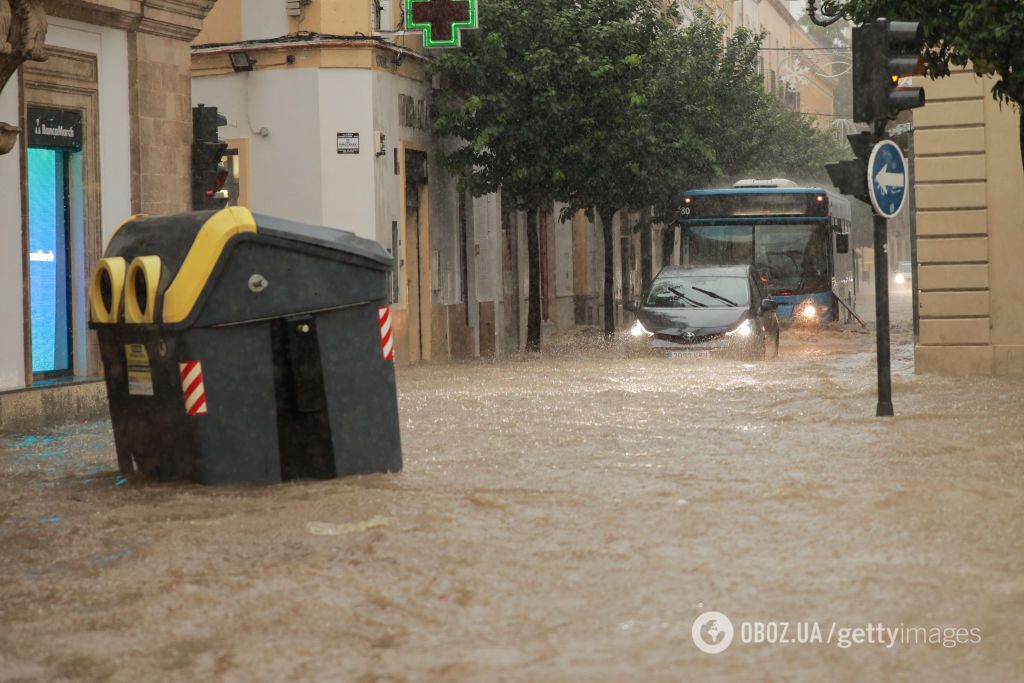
192,0,497,363
734,0,836,126
191,0,642,362
189,1,840,366
912,69,1024,375
0,1,215,423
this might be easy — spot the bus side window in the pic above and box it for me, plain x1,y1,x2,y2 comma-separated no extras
836,233,850,254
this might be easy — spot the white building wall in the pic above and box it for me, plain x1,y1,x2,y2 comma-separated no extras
554,206,575,325
473,192,500,302
193,68,325,226
40,19,133,246
371,70,431,249
318,69,376,238
48,20,132,380
426,153,460,305
0,85,24,389
192,61,501,356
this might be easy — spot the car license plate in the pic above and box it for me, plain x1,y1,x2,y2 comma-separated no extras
668,350,711,359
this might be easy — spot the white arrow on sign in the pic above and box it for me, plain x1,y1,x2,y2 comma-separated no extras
874,169,905,195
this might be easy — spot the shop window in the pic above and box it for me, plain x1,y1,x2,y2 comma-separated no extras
26,106,84,380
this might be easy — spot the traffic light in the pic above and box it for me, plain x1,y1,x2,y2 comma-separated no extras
852,19,926,125
825,132,874,202
192,104,230,211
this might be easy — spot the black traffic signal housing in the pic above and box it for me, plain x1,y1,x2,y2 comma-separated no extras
852,19,926,126
825,132,874,203
192,104,230,211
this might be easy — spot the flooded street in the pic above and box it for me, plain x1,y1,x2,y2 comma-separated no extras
1,327,1022,682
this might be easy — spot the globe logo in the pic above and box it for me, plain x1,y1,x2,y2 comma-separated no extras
692,611,734,654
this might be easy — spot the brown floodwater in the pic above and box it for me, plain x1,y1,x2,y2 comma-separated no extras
1,325,1022,682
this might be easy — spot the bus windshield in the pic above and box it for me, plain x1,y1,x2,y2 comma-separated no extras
685,223,830,294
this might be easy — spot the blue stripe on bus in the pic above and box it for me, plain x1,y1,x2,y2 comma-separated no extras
685,188,829,196
681,217,827,224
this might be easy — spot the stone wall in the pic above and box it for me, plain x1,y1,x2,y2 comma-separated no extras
129,31,195,215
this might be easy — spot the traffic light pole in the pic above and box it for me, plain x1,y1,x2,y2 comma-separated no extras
872,209,894,417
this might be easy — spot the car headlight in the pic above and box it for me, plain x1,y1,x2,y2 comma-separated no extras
800,303,818,319
725,319,753,337
630,320,653,337
894,272,906,284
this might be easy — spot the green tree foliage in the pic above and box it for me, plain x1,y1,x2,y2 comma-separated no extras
432,0,847,341
430,0,566,351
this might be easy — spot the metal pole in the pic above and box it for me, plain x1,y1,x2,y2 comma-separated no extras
873,212,894,416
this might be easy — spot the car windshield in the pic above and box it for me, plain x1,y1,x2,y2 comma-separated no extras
645,276,750,308
685,223,831,294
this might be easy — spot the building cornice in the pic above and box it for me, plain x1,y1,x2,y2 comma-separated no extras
45,0,217,40
192,36,428,63
191,39,430,82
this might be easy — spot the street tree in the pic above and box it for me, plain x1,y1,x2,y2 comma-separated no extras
553,2,732,337
434,0,849,344
430,0,566,352
640,14,847,288
809,0,1024,172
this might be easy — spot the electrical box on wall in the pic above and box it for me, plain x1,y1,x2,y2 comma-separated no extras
286,0,312,17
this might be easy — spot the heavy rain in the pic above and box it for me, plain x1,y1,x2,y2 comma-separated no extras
2,0,1023,680
3,316,1023,680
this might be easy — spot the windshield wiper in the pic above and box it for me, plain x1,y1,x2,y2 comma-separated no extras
691,286,737,306
668,287,707,307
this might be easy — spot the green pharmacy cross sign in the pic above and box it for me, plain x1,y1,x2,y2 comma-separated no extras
405,0,479,48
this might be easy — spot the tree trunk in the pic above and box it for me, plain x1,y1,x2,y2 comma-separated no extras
662,222,675,267
639,206,653,295
525,207,541,352
597,206,617,339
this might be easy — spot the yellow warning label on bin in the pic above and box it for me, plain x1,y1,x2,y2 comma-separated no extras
125,344,154,396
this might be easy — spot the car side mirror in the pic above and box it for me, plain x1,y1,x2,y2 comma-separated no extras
762,298,778,311
835,233,850,254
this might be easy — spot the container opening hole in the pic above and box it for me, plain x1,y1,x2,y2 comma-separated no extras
134,267,148,315
99,269,113,313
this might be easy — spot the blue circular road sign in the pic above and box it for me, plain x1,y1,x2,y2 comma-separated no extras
867,139,908,218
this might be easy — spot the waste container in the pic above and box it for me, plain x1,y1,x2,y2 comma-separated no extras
88,206,402,485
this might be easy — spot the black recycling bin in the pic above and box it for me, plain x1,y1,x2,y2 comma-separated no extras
88,206,402,485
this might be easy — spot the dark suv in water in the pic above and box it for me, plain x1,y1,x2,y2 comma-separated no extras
626,265,780,360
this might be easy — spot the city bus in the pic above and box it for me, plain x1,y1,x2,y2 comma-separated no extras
677,180,855,324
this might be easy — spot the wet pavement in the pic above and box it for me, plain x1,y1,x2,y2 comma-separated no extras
1,326,1022,682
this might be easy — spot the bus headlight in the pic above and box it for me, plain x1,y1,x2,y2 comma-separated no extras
894,272,906,284
630,320,653,337
800,304,818,319
726,319,753,337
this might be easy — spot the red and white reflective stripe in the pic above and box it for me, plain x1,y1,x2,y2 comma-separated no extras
378,306,395,361
179,361,208,416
